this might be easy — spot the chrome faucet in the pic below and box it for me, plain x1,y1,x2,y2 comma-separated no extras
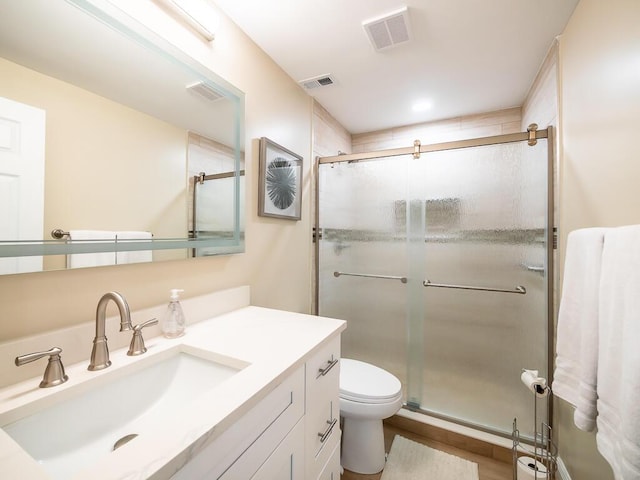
15,347,68,388
88,292,133,371
127,318,158,356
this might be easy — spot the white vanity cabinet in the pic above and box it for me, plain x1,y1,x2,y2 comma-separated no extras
170,333,342,480
304,335,341,480
171,366,305,480
0,298,348,480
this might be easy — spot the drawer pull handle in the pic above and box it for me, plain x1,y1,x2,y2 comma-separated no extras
317,358,339,378
318,418,337,443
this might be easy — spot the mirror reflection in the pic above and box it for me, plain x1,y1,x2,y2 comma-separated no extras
0,0,245,275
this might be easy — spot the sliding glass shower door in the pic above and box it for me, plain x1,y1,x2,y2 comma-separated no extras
317,155,412,387
409,139,549,435
317,132,551,437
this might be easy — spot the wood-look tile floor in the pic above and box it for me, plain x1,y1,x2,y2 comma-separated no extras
341,424,512,480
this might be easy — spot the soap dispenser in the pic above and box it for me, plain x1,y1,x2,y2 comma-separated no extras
161,289,186,338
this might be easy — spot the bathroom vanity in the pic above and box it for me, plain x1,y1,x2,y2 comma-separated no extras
0,289,345,479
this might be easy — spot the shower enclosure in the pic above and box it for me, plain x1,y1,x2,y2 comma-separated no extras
190,169,245,257
316,127,553,438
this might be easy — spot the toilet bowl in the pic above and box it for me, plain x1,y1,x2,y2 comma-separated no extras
340,358,403,474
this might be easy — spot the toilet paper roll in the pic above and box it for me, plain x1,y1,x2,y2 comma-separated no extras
521,369,549,398
517,456,548,479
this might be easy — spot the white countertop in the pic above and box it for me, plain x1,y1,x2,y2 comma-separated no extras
0,305,346,480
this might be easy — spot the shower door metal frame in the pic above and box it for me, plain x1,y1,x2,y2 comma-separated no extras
314,126,555,437
317,128,549,165
190,169,245,257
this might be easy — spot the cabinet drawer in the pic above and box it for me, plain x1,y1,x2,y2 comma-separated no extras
309,417,340,479
305,335,341,478
316,440,341,480
306,335,340,401
246,419,305,480
307,397,339,459
172,367,304,480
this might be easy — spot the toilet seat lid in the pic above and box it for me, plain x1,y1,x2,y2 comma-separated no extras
340,358,402,403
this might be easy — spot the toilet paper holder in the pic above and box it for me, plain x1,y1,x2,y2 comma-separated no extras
516,455,549,480
512,370,557,479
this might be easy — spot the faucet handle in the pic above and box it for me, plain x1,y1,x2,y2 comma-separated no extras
15,347,69,388
127,318,158,356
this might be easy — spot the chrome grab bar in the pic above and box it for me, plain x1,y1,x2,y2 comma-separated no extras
333,271,408,283
332,271,525,294
423,280,526,295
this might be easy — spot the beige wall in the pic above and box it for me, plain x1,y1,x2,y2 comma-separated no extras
311,100,352,312
559,0,640,234
522,40,560,131
556,1,640,479
313,100,352,158
0,1,314,341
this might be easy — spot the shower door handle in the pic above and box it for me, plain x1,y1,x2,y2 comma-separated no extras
423,280,526,295
334,271,408,283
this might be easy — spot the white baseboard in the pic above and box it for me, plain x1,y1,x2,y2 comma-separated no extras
556,457,572,480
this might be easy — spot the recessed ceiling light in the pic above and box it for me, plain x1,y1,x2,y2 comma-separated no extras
412,100,433,112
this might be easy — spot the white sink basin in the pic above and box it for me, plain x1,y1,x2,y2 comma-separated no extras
2,347,248,480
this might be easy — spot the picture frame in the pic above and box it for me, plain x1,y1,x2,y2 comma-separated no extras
258,137,303,220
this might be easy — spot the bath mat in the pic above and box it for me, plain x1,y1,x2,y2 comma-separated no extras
380,435,479,480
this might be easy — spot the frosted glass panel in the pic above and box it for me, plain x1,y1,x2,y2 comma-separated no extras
413,141,548,436
192,174,244,256
317,137,550,438
318,156,412,390
194,177,240,234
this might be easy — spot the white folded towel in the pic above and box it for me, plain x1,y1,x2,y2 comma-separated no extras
552,227,607,432
596,225,640,479
115,231,153,264
66,230,117,268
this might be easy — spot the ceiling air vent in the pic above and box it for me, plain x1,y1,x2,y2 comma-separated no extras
363,6,412,51
299,74,336,90
186,81,224,102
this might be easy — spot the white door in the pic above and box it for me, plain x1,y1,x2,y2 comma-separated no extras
0,97,46,274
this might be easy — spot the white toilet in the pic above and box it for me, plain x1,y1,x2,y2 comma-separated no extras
339,358,403,474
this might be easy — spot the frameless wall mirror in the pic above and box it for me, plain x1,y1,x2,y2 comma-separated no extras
0,0,245,275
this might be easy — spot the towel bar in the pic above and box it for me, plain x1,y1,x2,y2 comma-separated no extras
52,229,154,240
51,229,69,239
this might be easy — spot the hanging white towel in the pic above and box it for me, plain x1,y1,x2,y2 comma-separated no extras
552,227,607,432
115,231,153,264
595,225,640,480
66,230,117,268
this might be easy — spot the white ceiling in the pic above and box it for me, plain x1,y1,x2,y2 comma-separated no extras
213,0,579,134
